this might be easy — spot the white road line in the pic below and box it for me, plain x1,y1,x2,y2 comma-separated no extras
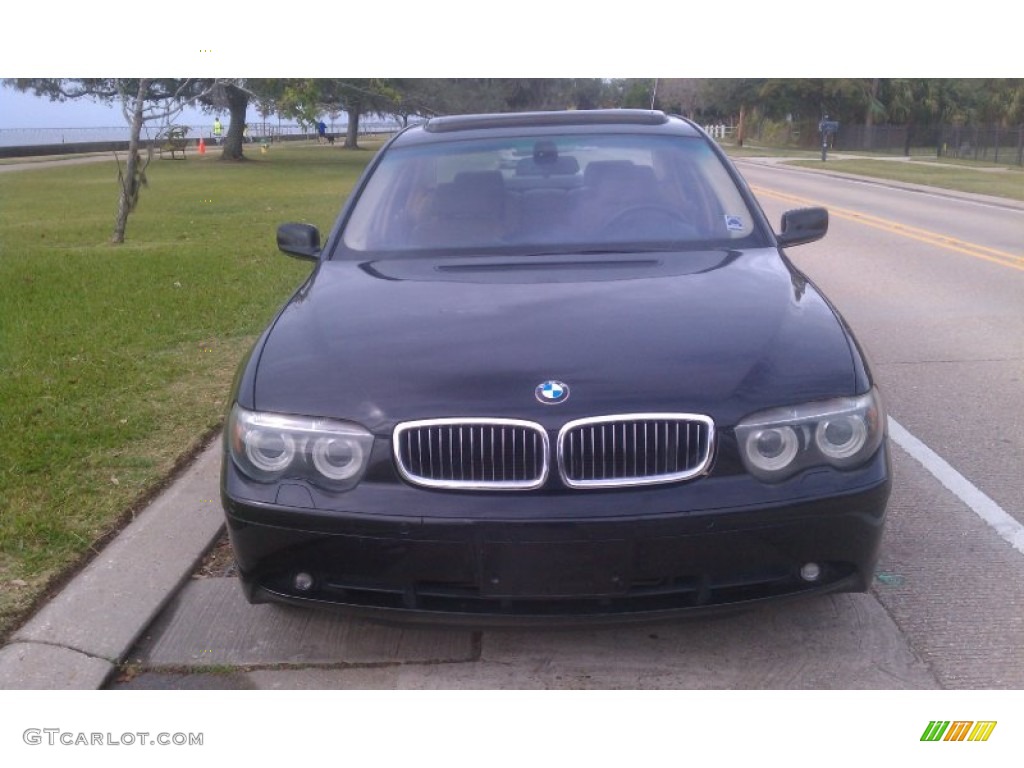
888,417,1024,556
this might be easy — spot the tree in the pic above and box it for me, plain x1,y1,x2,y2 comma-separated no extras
862,78,883,149
4,78,207,242
336,80,393,147
188,79,284,160
201,81,252,160
699,79,767,146
882,79,948,155
654,79,705,117
112,79,153,244
265,80,615,145
267,79,398,149
129,78,279,161
382,79,448,125
392,79,605,117
610,79,659,109
965,78,1024,125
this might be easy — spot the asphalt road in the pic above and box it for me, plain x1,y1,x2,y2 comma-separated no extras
742,160,1024,689
110,160,1024,690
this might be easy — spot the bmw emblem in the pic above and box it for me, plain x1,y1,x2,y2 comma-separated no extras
536,380,570,405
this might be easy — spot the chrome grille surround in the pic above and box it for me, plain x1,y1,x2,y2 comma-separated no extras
393,418,550,491
557,413,715,488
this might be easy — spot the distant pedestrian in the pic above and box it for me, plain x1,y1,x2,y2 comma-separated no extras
213,117,223,145
317,120,327,144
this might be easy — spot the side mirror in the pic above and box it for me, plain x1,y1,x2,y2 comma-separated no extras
277,222,321,260
776,207,828,248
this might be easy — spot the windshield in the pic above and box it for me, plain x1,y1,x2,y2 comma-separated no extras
339,133,767,257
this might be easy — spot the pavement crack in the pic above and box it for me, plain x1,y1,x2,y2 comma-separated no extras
868,588,945,689
13,638,116,665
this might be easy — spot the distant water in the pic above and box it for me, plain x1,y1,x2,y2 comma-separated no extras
0,121,402,148
0,126,137,147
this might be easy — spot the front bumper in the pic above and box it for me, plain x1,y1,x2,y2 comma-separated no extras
222,445,890,625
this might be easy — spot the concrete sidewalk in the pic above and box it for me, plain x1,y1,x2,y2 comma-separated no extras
0,439,224,689
0,153,131,173
112,576,935,690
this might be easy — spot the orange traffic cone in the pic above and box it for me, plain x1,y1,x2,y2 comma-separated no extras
198,137,206,155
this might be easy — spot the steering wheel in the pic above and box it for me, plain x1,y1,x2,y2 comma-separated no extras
603,204,695,237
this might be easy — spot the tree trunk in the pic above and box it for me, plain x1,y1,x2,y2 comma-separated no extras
863,77,880,149
736,104,746,147
904,122,915,157
112,78,150,244
220,84,249,161
345,100,362,149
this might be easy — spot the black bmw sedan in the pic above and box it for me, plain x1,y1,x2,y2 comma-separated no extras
221,109,890,623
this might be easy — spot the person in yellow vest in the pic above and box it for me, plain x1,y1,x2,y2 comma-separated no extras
213,117,223,145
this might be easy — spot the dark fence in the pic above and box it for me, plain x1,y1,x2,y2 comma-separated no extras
831,123,1024,165
936,124,1024,165
735,120,1024,166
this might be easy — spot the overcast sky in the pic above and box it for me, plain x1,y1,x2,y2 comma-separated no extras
0,85,215,130
0,1,1012,131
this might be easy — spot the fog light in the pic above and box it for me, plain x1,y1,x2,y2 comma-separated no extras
293,572,315,592
800,562,822,582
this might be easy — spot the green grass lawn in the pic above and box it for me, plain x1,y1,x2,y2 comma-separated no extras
784,157,1024,201
720,142,1024,202
0,143,375,639
720,143,824,160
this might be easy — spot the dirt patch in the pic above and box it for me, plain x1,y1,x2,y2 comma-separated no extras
194,532,237,578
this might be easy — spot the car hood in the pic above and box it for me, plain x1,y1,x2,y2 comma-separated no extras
248,249,857,432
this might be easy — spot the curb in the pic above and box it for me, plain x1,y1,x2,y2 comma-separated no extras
0,439,225,689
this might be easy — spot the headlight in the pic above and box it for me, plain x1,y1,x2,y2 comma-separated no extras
310,435,367,481
815,415,868,461
743,426,800,472
228,404,374,490
735,388,885,482
245,430,297,473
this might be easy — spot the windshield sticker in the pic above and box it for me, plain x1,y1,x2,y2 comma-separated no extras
725,215,745,231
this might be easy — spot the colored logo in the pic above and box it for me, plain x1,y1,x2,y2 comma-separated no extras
536,380,570,405
921,721,997,742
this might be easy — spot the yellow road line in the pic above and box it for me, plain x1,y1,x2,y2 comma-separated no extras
751,185,1024,273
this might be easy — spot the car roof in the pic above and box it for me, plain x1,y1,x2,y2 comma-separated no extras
392,109,704,146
